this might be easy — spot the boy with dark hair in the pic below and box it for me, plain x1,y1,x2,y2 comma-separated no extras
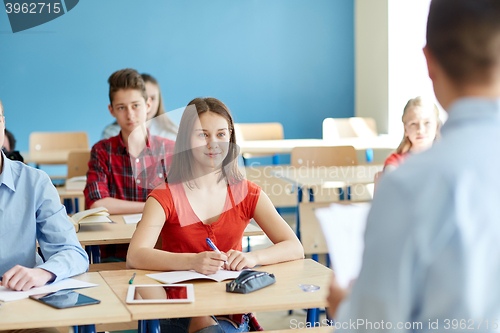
84,68,175,215
328,0,500,330
0,99,89,292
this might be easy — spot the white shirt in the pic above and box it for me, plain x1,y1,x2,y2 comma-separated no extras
336,97,500,332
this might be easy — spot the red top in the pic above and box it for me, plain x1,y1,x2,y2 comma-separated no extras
149,180,261,253
84,132,175,208
384,152,410,169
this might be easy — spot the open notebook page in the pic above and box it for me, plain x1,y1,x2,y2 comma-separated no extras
147,270,241,284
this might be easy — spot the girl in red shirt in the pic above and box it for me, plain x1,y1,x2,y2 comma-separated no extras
384,96,441,172
127,97,304,333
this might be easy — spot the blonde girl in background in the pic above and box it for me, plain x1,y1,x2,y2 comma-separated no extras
102,73,178,140
384,96,440,172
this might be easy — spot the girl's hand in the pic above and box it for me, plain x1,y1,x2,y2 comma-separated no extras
192,252,227,275
224,250,257,271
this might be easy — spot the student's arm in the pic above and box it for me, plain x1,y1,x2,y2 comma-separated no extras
126,197,227,274
3,174,89,291
90,198,145,215
225,191,304,271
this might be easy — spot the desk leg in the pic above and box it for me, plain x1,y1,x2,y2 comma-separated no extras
77,325,96,333
365,148,374,163
75,198,80,213
91,245,101,264
148,319,160,333
64,198,74,215
85,246,92,262
306,309,318,325
138,320,147,333
295,187,303,240
308,188,314,202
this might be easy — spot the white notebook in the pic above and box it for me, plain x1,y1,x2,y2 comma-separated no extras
147,270,241,284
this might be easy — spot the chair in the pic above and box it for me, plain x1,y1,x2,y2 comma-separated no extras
291,146,358,204
67,149,91,179
65,150,91,214
244,165,296,208
322,117,377,141
291,145,358,167
298,202,331,256
234,123,284,164
290,146,358,262
29,131,89,153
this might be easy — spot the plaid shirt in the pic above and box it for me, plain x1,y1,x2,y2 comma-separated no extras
84,133,175,209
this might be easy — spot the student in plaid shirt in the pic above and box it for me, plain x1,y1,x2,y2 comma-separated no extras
84,68,175,259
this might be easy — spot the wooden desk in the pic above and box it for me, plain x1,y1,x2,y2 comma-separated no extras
22,150,79,165
272,164,383,189
238,138,397,163
77,215,264,247
100,259,331,320
0,272,131,330
57,187,84,200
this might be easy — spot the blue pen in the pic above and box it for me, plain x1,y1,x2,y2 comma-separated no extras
206,238,228,264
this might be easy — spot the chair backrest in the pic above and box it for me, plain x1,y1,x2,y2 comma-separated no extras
291,146,358,167
29,132,89,152
234,123,284,142
67,150,91,179
322,117,377,141
244,166,296,208
299,202,331,255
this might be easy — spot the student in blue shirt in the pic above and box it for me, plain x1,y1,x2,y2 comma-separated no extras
0,99,89,291
328,0,500,331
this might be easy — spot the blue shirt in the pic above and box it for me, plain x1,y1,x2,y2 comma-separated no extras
337,97,500,332
0,152,89,281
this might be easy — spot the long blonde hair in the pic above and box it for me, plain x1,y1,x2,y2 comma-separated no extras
396,96,441,154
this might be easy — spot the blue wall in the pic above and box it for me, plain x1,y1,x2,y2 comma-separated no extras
0,0,354,152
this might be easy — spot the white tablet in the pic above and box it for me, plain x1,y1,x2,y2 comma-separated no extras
126,284,195,304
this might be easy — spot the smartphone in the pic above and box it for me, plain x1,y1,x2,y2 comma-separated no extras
29,290,100,309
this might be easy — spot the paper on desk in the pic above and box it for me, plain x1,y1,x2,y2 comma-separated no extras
147,269,241,284
123,214,142,224
315,203,371,289
0,278,98,302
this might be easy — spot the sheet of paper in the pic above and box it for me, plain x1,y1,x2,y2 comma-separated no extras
315,203,371,288
123,214,142,224
0,278,98,302
147,269,241,284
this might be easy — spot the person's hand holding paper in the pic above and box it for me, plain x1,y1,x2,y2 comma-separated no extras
315,203,371,316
